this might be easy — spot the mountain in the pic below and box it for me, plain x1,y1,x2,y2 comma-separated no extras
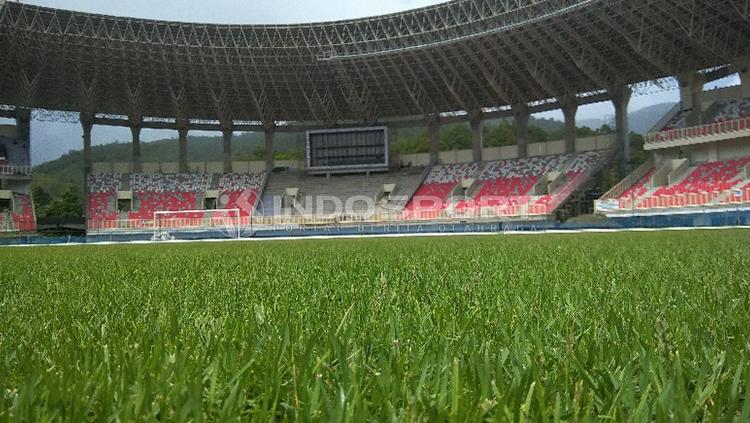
28,103,667,165
30,102,663,207
30,122,174,165
578,102,677,134
32,131,306,200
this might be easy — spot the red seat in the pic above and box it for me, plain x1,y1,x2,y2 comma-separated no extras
11,194,36,232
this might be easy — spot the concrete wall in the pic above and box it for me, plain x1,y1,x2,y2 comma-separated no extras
94,160,285,174
0,136,30,165
399,153,430,167
0,125,17,138
701,85,744,107
483,146,519,161
528,140,565,157
575,134,616,152
0,123,30,166
717,138,750,160
654,137,750,166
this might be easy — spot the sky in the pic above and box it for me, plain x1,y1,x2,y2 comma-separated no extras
4,0,739,163
21,0,444,24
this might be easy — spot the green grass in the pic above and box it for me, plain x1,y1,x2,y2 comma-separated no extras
1,230,750,421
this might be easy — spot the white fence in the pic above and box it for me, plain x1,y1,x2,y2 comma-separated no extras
596,187,750,214
646,117,750,146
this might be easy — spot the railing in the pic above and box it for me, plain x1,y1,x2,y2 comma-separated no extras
600,157,655,200
0,217,36,233
646,117,750,145
0,165,32,176
596,187,750,214
0,213,13,232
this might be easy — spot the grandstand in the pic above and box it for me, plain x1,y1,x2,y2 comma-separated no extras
0,0,749,235
596,84,750,218
0,125,35,233
84,144,613,232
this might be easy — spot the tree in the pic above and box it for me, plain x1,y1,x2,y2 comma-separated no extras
597,124,614,135
629,132,648,168
439,124,472,151
528,125,549,144
39,187,82,219
32,186,52,209
484,121,515,147
391,130,429,154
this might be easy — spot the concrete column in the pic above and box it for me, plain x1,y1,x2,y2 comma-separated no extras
427,115,440,165
561,95,578,154
129,119,142,173
739,60,750,98
221,124,233,174
264,124,275,173
14,109,31,143
80,112,94,219
610,86,632,177
513,103,530,159
177,118,189,174
678,71,706,126
470,112,483,162
14,109,31,166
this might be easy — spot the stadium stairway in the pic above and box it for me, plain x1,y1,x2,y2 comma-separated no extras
380,166,430,212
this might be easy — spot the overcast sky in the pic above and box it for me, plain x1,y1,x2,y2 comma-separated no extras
7,0,739,163
22,0,444,24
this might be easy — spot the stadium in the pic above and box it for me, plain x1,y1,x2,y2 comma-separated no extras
1,0,750,420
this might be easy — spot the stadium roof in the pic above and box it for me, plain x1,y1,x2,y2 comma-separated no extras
0,0,748,127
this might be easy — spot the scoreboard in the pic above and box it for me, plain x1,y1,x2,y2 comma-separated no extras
306,127,389,172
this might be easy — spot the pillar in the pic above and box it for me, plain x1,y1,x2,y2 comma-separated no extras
738,59,750,98
264,124,275,173
513,103,530,159
610,86,632,177
14,109,31,166
678,71,706,126
221,123,233,174
561,95,578,154
427,115,440,165
177,118,189,173
470,112,483,162
80,112,94,219
129,120,142,173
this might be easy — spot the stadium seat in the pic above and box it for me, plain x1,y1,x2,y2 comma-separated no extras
661,110,687,131
216,172,266,217
87,173,122,223
405,152,606,218
477,152,604,214
405,163,479,211
11,193,36,232
619,169,656,201
473,155,567,209
129,173,211,220
634,157,750,209
711,98,750,123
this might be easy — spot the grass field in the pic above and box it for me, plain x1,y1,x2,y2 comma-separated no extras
1,230,750,421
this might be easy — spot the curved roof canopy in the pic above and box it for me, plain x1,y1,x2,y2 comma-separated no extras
0,0,747,125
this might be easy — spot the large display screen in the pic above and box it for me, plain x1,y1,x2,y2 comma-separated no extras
306,127,389,171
